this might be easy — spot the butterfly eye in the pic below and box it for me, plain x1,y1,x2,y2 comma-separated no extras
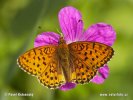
58,37,66,44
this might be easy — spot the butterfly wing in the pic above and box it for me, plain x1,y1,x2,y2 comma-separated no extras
17,46,65,89
69,56,98,84
68,41,114,84
38,59,65,89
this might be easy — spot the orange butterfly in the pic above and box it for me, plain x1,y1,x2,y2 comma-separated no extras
17,37,114,89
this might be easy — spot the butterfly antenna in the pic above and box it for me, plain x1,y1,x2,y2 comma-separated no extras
57,28,63,37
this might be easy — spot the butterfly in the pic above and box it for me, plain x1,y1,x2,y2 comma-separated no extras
17,37,114,89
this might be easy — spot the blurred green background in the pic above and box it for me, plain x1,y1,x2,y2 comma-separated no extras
0,0,133,100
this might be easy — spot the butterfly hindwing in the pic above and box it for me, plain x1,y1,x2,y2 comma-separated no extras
69,56,98,84
38,60,65,89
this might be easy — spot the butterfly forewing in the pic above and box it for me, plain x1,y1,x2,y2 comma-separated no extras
17,46,57,76
68,41,114,84
69,41,114,68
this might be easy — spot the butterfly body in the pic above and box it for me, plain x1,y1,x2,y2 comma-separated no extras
57,37,71,82
17,37,114,89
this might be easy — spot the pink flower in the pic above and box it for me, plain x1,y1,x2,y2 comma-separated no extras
34,6,116,91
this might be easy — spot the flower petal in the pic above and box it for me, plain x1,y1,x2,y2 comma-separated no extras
58,6,83,44
91,65,109,84
59,82,76,91
81,23,116,46
34,32,60,47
